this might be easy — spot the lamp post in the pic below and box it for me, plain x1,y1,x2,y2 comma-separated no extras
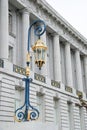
15,20,47,122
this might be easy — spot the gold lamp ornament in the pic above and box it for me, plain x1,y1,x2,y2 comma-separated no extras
32,39,47,69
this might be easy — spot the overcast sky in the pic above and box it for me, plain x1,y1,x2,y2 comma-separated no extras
46,0,87,39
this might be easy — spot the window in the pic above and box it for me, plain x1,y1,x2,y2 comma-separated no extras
15,88,24,111
81,56,86,92
46,33,54,79
37,92,45,122
9,10,13,34
54,99,59,125
79,107,82,129
86,108,87,115
71,49,77,89
15,89,21,110
79,107,85,130
8,46,13,62
67,102,74,130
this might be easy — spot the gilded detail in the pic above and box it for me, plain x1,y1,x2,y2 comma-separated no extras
34,73,46,83
51,80,60,88
13,65,26,75
76,90,83,98
65,86,73,93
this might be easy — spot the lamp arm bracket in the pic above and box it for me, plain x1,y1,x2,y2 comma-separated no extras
28,20,46,52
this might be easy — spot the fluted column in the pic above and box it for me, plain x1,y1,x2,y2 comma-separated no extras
65,43,73,87
0,0,8,59
75,50,83,91
83,56,87,92
53,34,61,82
22,9,30,67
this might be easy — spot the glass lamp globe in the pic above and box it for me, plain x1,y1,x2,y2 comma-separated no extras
32,39,47,69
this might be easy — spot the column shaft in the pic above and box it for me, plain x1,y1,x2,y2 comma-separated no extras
53,34,61,81
22,10,30,67
40,32,48,76
75,50,83,91
0,0,8,59
83,56,87,92
65,43,73,87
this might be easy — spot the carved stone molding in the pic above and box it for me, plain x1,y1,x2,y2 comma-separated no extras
36,86,45,96
53,92,60,101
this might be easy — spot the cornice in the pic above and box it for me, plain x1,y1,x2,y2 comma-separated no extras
35,0,87,45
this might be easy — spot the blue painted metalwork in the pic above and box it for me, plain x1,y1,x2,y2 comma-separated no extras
15,19,46,122
28,19,46,52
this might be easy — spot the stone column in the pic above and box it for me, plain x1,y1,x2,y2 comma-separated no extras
40,32,48,76
30,25,35,72
83,56,87,92
22,9,30,67
0,0,8,60
75,50,83,91
53,34,61,82
65,43,73,87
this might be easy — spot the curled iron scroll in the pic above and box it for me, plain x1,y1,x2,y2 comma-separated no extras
14,103,39,121
14,104,25,122
28,20,46,52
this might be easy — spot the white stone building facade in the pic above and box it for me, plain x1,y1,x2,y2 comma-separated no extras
0,0,87,130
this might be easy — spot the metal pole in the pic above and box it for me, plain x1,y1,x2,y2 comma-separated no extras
15,19,46,122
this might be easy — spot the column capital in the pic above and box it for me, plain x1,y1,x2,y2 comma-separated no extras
52,32,59,37
65,41,71,47
53,33,60,43
75,48,80,52
20,8,30,15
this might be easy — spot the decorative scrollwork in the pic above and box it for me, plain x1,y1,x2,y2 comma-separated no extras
17,111,25,120
15,20,46,122
15,110,25,122
15,104,25,122
34,20,46,37
30,109,39,120
28,20,46,52
15,102,39,122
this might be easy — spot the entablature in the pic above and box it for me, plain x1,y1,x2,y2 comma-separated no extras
9,0,87,54
28,0,87,46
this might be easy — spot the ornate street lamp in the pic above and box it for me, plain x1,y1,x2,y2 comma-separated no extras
32,39,47,69
15,20,47,122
